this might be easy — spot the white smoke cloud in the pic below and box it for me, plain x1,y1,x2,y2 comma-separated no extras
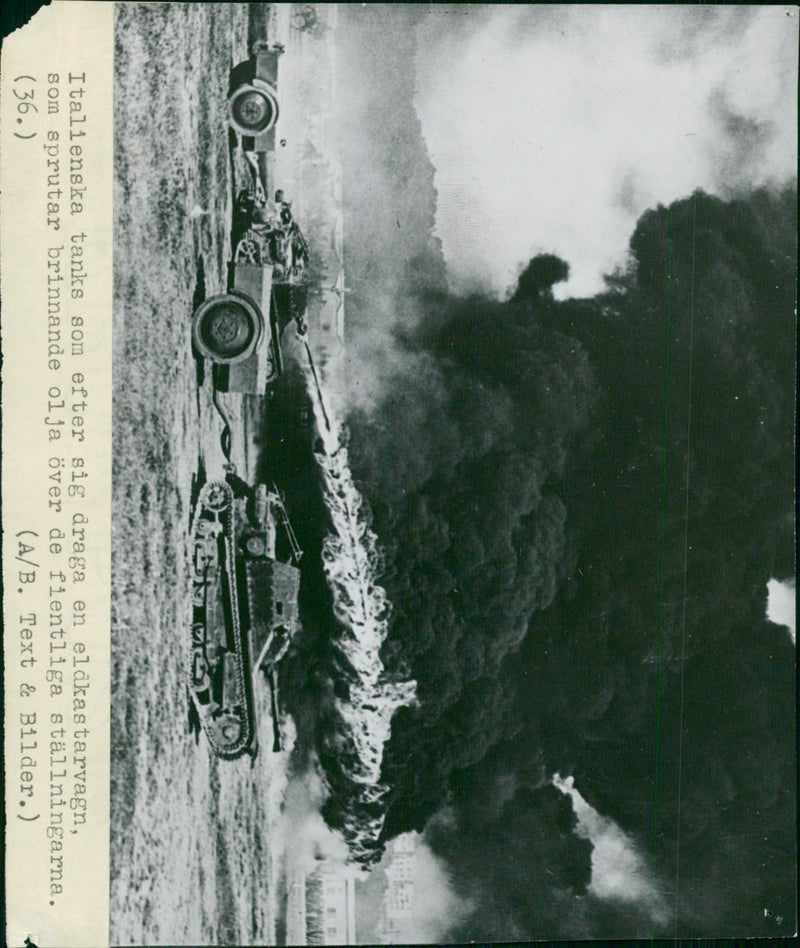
355,831,473,945
394,834,473,944
766,578,796,644
553,773,669,925
278,764,352,875
414,5,798,298
277,761,370,945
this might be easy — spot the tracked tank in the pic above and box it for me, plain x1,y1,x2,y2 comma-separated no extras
189,477,302,759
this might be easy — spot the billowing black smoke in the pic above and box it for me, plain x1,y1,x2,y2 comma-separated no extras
343,187,796,938
518,186,798,938
345,285,597,830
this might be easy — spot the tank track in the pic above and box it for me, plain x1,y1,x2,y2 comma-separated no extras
189,480,255,760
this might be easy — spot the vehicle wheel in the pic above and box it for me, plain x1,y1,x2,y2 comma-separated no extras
245,534,266,557
213,713,243,746
228,82,279,136
192,293,262,364
204,482,229,512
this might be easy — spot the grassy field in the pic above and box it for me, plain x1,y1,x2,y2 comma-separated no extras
111,5,290,944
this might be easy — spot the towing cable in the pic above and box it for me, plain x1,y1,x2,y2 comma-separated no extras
211,369,236,475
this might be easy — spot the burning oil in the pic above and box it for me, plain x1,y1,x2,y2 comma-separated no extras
302,360,417,864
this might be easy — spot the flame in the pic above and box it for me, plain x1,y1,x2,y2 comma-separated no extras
303,360,417,859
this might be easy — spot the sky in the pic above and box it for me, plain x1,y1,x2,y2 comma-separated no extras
414,5,798,298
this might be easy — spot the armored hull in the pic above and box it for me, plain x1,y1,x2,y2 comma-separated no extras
189,479,302,759
190,481,255,759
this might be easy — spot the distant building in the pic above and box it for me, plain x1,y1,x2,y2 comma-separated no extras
285,863,308,947
376,834,417,942
305,861,357,945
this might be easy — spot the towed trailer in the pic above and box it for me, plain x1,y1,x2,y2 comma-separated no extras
192,41,309,396
191,191,310,395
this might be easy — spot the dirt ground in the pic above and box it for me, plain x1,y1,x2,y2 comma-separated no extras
110,4,317,944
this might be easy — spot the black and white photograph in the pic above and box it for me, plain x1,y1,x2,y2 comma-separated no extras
109,4,796,944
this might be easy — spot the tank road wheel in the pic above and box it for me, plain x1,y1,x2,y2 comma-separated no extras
204,481,229,513
213,712,244,747
228,82,279,136
192,293,263,365
244,534,266,557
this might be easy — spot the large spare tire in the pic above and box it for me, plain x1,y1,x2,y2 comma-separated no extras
228,81,279,136
191,292,263,364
